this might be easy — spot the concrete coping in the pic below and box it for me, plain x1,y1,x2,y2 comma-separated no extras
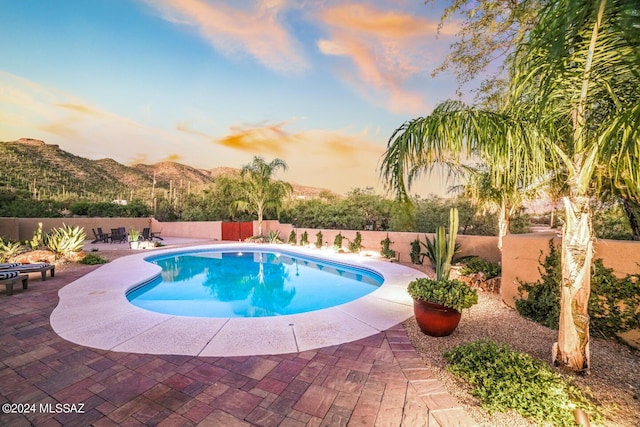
51,243,426,357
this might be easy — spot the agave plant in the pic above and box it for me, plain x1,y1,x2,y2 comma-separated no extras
46,224,86,258
0,237,25,262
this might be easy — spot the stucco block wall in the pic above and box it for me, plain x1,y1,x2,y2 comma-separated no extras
261,220,501,265
501,233,640,307
0,217,20,240
150,219,222,240
0,218,152,241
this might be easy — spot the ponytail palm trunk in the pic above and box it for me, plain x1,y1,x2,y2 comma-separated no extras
556,196,593,371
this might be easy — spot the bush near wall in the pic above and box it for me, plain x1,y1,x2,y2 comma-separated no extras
516,240,640,339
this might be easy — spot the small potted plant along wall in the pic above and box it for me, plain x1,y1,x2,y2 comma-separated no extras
407,208,478,336
128,228,141,249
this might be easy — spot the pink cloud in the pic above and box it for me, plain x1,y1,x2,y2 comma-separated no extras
142,0,308,75
317,3,446,114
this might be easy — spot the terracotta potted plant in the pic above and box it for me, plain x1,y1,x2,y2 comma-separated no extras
408,208,477,336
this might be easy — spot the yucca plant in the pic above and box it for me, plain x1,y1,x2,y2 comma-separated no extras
26,222,45,250
46,224,86,258
267,230,282,243
128,228,140,242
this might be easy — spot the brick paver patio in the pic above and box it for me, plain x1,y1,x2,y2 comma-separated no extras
0,263,476,426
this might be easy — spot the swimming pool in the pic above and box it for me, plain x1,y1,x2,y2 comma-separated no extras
51,243,425,356
128,250,384,317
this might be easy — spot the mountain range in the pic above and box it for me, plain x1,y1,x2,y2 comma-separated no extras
0,138,334,201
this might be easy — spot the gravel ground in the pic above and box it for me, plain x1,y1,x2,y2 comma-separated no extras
402,264,640,427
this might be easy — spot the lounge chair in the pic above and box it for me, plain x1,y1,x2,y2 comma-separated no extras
91,228,110,243
0,271,29,295
110,228,127,243
0,262,55,281
141,227,163,241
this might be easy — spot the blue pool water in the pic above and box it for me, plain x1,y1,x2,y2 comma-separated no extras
127,250,383,318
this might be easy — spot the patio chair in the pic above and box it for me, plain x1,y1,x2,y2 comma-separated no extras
110,228,127,243
0,262,55,281
91,228,110,243
141,227,163,241
0,271,29,296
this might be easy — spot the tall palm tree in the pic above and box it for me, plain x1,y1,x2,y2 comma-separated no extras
381,0,640,372
233,156,293,236
514,0,640,372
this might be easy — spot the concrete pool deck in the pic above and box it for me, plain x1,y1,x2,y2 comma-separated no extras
51,243,426,357
2,240,477,426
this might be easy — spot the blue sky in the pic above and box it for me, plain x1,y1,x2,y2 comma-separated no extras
0,0,476,196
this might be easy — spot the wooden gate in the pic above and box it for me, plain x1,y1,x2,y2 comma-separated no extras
221,221,254,241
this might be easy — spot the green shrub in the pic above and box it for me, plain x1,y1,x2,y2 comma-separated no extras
444,340,602,426
410,238,422,264
79,253,109,265
288,230,296,245
459,257,502,279
515,241,564,329
380,234,396,259
516,240,640,337
408,277,478,311
589,260,640,337
315,231,323,248
348,232,363,253
333,232,344,250
300,231,309,246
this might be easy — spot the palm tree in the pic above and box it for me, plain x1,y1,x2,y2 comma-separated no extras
459,167,538,251
514,0,640,372
233,156,293,236
381,0,640,372
382,100,545,249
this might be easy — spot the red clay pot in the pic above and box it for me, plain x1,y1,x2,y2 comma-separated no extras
413,299,462,337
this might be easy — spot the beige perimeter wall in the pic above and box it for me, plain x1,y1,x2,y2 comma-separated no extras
3,218,638,303
501,232,640,307
260,220,501,264
0,217,223,241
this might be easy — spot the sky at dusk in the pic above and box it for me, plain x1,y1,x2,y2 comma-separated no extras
0,0,479,197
